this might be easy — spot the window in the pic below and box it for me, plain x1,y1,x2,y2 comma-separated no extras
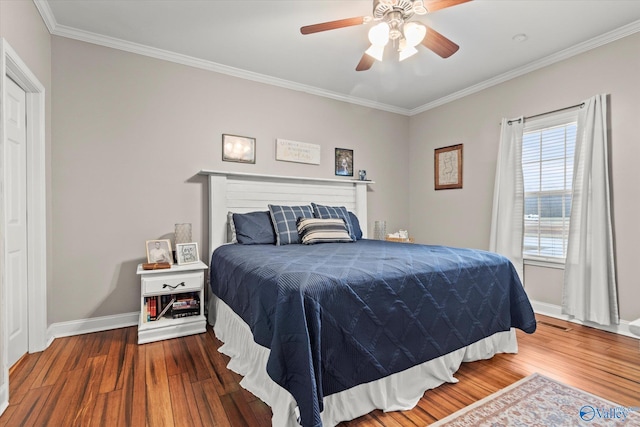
522,111,578,261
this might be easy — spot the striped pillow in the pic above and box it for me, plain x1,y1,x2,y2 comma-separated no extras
297,218,353,245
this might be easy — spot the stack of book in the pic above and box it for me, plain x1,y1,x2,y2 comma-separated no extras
143,292,200,322
171,293,200,318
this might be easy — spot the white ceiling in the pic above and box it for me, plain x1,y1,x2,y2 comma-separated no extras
37,0,640,115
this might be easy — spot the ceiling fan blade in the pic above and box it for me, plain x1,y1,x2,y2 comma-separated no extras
421,26,459,58
423,0,472,13
300,17,367,35
356,54,375,71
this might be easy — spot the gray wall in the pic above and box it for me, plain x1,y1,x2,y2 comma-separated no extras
409,32,640,322
51,36,410,323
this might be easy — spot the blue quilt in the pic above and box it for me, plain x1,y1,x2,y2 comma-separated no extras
209,240,536,427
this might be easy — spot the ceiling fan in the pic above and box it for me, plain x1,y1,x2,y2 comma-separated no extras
300,0,472,71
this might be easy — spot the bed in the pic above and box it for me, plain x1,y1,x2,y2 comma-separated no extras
201,170,536,427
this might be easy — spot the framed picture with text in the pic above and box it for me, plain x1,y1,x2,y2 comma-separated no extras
176,242,199,265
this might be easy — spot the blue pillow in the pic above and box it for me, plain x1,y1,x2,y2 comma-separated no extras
348,211,363,240
268,204,314,245
311,203,356,241
232,211,276,245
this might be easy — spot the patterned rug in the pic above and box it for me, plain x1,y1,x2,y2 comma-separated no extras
431,373,640,426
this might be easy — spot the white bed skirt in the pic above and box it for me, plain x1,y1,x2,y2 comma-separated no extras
208,294,518,427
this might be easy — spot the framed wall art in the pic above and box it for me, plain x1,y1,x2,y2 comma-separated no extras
335,148,353,177
434,144,463,190
222,134,255,164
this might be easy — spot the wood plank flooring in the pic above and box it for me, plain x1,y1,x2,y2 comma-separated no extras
1,314,638,426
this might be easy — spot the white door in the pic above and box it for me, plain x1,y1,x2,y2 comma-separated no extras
5,76,28,367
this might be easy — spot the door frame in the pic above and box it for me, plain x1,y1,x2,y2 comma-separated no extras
0,38,48,412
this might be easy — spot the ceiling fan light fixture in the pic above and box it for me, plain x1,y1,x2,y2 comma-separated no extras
368,22,390,46
365,44,385,61
300,0,466,70
398,39,418,61
412,0,427,15
403,21,426,46
389,27,403,41
386,10,404,40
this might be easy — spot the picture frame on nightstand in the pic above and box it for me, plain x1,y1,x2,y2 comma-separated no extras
176,242,199,265
146,239,173,264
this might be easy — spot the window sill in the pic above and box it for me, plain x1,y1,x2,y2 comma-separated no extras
524,258,565,270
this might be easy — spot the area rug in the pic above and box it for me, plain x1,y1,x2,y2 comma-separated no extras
430,373,640,426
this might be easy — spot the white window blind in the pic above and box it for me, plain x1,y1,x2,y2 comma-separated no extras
522,110,578,261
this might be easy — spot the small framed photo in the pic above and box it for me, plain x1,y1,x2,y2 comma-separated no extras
434,144,463,190
146,239,173,265
222,134,255,163
176,242,199,265
335,148,353,177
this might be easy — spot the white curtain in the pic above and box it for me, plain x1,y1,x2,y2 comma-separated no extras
490,118,524,280
562,94,619,325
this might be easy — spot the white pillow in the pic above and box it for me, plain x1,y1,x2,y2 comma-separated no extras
227,211,238,243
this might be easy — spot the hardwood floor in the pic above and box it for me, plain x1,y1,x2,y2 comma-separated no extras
1,314,638,426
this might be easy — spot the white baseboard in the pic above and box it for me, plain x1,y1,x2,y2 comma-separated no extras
47,312,139,339
530,300,639,340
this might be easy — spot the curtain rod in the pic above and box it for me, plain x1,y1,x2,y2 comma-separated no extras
507,102,585,125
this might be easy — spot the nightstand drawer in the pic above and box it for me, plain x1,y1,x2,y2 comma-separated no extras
142,271,203,295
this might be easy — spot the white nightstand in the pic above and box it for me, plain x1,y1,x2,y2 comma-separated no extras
136,260,208,344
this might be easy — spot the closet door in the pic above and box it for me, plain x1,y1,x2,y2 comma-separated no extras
5,76,29,367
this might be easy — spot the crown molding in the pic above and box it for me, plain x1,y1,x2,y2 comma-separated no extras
409,19,640,116
46,21,411,116
33,1,640,117
32,0,56,34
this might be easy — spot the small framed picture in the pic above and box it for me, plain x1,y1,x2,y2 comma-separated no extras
335,148,353,177
146,239,173,265
434,144,463,190
176,242,199,265
222,134,256,163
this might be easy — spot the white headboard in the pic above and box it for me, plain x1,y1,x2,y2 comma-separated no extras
199,170,372,260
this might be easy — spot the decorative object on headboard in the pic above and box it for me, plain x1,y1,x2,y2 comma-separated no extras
275,138,321,165
222,134,256,164
335,148,354,177
358,169,367,181
435,143,463,190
